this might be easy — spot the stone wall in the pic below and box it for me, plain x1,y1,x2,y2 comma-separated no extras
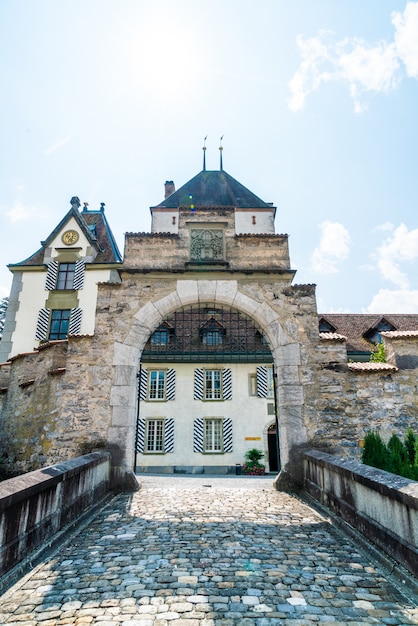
304,449,418,578
0,452,111,579
1,281,418,486
0,339,114,475
309,334,418,458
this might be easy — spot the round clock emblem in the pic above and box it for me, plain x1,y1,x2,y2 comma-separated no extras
62,229,79,245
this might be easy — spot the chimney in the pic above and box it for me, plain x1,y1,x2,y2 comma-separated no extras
164,180,175,199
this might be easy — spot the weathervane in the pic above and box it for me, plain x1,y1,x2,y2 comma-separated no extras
219,135,224,171
203,135,208,171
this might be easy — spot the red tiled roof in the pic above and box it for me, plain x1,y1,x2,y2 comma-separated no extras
348,362,398,372
319,314,418,353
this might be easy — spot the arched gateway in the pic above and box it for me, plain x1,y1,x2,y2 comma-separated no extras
99,163,317,489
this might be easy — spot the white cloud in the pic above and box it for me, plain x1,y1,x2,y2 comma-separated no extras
366,288,418,313
0,284,9,299
375,223,418,288
375,221,394,232
4,201,48,223
393,1,418,78
289,1,418,112
44,136,71,156
311,220,351,274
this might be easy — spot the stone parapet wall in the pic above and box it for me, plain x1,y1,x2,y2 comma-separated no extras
304,449,418,578
123,231,291,272
0,452,111,579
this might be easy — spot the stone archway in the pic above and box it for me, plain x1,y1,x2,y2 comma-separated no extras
109,279,307,489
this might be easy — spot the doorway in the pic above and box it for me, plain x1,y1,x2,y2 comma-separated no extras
267,423,279,472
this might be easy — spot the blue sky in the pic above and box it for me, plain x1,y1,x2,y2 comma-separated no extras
1,0,418,313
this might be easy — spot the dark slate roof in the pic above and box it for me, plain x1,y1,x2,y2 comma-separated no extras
10,205,122,267
319,314,418,353
152,170,274,209
81,209,122,263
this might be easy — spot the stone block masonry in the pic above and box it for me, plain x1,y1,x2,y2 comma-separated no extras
0,452,110,579
304,449,418,578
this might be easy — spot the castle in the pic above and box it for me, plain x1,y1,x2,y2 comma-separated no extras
1,156,418,489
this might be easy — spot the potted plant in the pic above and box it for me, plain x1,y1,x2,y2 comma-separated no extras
242,448,266,475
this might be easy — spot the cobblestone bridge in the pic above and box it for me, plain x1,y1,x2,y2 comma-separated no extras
1,476,417,625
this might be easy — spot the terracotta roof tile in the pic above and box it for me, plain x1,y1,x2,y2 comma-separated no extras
381,330,418,339
319,314,418,353
319,332,346,341
348,362,398,372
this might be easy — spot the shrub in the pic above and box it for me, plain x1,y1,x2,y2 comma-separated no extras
370,343,386,362
362,428,418,480
361,431,388,470
242,448,265,475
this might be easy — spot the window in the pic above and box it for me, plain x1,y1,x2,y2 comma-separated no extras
204,418,223,452
267,366,274,398
148,370,166,400
249,373,257,396
145,419,165,452
202,330,222,346
151,330,169,345
200,317,225,345
49,309,71,340
364,319,396,344
205,369,222,400
255,365,274,398
56,263,76,290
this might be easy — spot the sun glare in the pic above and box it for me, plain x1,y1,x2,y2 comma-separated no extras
131,10,202,96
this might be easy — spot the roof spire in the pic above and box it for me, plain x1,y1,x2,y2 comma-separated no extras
219,135,224,171
203,135,207,171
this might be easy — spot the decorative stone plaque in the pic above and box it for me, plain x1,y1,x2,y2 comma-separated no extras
190,229,224,261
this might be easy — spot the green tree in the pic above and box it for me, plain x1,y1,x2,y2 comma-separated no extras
404,428,416,466
387,434,409,476
362,431,388,469
0,297,8,337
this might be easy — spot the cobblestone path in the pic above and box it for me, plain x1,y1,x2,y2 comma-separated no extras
1,475,417,625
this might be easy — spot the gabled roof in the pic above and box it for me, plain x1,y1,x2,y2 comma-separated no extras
319,314,418,353
152,170,274,210
9,201,122,267
81,208,122,263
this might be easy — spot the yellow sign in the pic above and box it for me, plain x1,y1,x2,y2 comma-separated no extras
245,437,261,441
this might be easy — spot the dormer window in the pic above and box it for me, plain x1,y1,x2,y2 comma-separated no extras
363,319,396,344
200,317,226,346
319,318,337,333
151,322,174,346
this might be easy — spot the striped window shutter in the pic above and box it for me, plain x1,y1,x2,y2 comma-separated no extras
256,366,268,398
35,308,50,340
194,368,204,400
193,418,204,452
164,418,175,452
223,418,233,452
139,368,148,401
222,368,232,400
45,261,58,290
68,308,83,335
166,368,176,400
73,261,85,290
136,418,146,452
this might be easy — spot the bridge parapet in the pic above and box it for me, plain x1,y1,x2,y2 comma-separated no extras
304,449,418,579
0,452,111,582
